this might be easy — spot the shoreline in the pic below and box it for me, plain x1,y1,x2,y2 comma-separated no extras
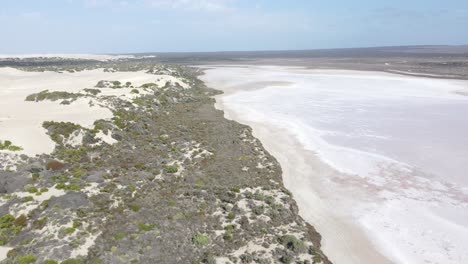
202,65,468,264
213,89,393,264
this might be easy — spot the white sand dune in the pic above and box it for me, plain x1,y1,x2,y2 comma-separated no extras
0,67,185,156
0,54,135,61
201,66,468,264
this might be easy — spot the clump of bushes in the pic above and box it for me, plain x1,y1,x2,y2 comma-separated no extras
46,160,66,171
137,223,155,232
129,204,141,212
278,235,307,253
22,196,34,203
0,214,15,229
0,140,23,151
83,88,101,96
61,258,85,264
17,254,36,264
55,183,82,191
227,213,235,220
107,81,122,88
64,227,76,234
164,165,179,174
13,215,27,228
114,232,125,240
0,214,26,246
32,217,47,230
25,90,83,102
141,83,157,88
43,121,82,143
25,185,38,193
192,234,209,246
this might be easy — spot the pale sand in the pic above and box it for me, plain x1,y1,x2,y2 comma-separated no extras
0,246,12,261
0,67,187,156
0,54,135,61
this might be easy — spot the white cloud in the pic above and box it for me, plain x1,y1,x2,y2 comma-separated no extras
82,0,235,11
144,0,234,11
83,0,128,8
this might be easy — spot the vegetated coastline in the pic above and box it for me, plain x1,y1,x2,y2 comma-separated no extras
0,59,331,263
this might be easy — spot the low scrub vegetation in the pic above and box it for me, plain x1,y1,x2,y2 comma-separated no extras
25,90,83,102
0,140,23,151
192,234,209,246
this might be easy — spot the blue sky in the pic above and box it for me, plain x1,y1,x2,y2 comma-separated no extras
1,0,468,54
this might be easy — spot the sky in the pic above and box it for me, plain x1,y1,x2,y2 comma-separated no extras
1,0,468,54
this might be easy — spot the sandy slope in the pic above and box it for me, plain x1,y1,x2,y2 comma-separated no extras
0,54,134,61
0,67,183,156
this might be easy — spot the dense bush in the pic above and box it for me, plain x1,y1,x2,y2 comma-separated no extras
17,254,36,264
25,90,83,102
46,160,66,171
164,165,179,174
61,258,85,264
192,234,209,246
0,140,23,151
278,235,307,253
141,83,157,88
83,88,101,95
138,223,155,232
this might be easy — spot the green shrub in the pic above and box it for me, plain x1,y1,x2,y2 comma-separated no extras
17,254,36,264
83,88,101,95
127,185,136,192
13,215,27,227
31,173,40,181
130,89,139,94
44,260,58,264
25,90,83,102
55,183,66,190
223,233,233,241
0,140,23,151
64,227,76,234
26,186,38,193
141,83,157,88
61,259,85,264
278,235,306,253
164,165,178,174
6,248,18,258
227,213,235,220
224,224,235,231
0,214,15,229
65,183,82,191
43,121,82,141
129,204,141,212
114,232,125,240
137,223,155,232
192,234,209,246
32,217,47,230
45,160,66,171
265,196,275,205
72,220,82,228
22,196,34,203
